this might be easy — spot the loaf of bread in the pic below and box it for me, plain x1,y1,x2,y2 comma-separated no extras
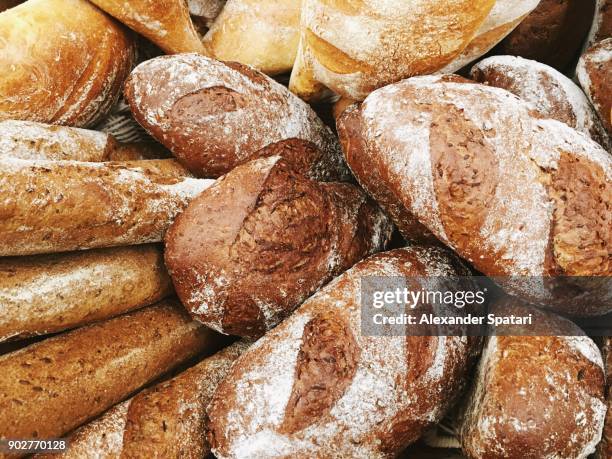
203,0,299,75
438,0,540,73
88,0,204,54
587,0,612,47
496,0,597,71
0,244,172,342
596,336,611,459
125,54,345,178
288,0,495,101
0,300,221,443
459,300,606,458
207,247,481,458
0,158,214,256
471,55,610,148
337,76,612,314
165,156,393,337
577,39,612,136
0,0,135,127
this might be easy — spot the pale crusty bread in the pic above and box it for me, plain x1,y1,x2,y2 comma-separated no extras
0,244,173,342
0,158,214,256
165,156,393,338
288,0,495,101
207,247,481,458
0,0,135,127
0,300,221,444
459,301,606,458
577,39,612,137
88,0,205,54
203,0,300,75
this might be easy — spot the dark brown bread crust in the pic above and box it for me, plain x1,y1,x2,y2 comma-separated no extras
0,300,220,442
496,0,596,71
165,156,393,338
578,39,612,136
596,337,612,458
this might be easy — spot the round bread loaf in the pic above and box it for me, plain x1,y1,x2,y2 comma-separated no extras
0,0,135,127
337,76,612,315
165,156,393,337
125,54,346,179
496,0,596,71
206,247,481,458
577,39,612,137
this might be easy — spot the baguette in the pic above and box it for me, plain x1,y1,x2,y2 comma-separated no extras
0,244,172,342
577,39,612,137
459,300,606,458
0,0,135,127
0,158,214,256
125,54,345,179
338,76,612,314
165,156,393,337
0,300,221,444
207,247,481,458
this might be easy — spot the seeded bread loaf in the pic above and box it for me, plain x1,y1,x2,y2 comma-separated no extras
125,54,346,179
0,158,214,256
0,300,221,444
165,156,393,338
0,0,135,127
577,39,612,136
0,244,172,342
206,247,481,458
337,76,612,314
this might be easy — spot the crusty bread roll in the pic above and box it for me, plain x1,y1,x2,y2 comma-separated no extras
202,0,299,75
0,244,172,342
577,39,612,137
0,158,214,256
125,54,345,179
459,301,606,459
496,0,597,71
165,156,393,337
0,0,135,127
438,0,540,73
337,76,612,314
288,0,495,101
207,247,481,458
471,55,610,148
0,300,221,443
587,0,612,47
88,0,204,54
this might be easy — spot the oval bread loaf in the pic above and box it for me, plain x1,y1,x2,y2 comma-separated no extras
459,301,606,458
0,158,214,256
337,76,612,314
0,0,135,127
125,54,346,179
165,156,393,338
0,244,172,342
577,39,612,137
206,247,481,458
0,300,221,443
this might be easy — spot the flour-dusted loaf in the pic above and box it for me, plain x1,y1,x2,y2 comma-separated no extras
0,158,214,256
471,55,610,148
587,0,612,47
596,336,612,459
459,301,606,458
125,54,345,178
438,0,540,74
206,247,482,458
165,156,393,338
0,300,221,443
577,39,612,137
337,76,612,314
0,0,135,127
288,0,495,102
496,0,596,71
203,0,300,75
88,0,205,54
0,244,172,342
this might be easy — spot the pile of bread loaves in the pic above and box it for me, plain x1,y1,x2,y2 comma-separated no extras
0,0,610,458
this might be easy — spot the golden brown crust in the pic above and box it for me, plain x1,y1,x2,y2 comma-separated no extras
0,300,220,442
0,0,135,127
0,245,173,342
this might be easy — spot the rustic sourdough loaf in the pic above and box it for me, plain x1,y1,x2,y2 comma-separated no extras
577,39,612,137
0,0,135,127
165,156,393,338
207,247,481,458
